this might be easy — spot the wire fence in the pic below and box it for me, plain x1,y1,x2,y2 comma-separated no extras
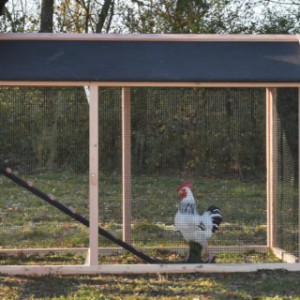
275,88,299,257
0,87,298,264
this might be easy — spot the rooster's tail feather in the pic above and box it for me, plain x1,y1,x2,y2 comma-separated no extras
206,205,222,232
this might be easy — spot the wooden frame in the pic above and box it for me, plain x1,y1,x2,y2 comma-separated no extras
0,82,300,88
266,88,278,249
0,34,300,274
2,262,300,275
87,84,99,266
122,88,132,243
0,84,298,274
0,33,298,42
299,87,300,260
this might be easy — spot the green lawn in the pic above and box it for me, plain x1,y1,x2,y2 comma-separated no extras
0,172,298,263
0,248,281,265
1,172,300,299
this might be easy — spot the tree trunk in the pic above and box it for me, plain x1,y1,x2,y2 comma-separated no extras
96,0,113,33
0,0,8,16
40,0,54,33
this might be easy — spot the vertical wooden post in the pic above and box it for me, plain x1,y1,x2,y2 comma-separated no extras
266,88,278,249
87,84,99,266
122,87,132,243
298,87,300,261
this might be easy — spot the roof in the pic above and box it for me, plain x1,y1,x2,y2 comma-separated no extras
0,34,299,84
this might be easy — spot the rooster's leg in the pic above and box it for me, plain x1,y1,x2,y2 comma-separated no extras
203,244,217,263
186,241,203,263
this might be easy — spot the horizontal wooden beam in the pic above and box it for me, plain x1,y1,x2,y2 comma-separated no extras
0,33,298,42
272,247,299,263
1,262,300,275
0,82,300,88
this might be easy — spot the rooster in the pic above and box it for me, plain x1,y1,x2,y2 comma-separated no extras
174,182,222,263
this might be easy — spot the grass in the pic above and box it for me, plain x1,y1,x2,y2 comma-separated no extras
0,172,299,298
1,270,300,299
0,249,281,265
0,172,298,262
0,253,85,265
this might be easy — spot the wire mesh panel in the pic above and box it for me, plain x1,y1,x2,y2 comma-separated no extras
98,88,122,248
275,88,299,258
0,87,89,264
128,88,268,262
1,86,298,266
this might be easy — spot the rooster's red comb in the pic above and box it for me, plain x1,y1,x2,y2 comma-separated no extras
178,182,193,190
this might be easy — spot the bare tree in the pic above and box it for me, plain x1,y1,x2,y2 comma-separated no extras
96,0,113,32
55,0,115,33
0,0,9,16
40,0,54,32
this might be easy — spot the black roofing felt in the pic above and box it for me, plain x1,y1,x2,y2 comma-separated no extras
0,40,300,82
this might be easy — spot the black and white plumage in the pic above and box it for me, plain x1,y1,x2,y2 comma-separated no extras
174,182,222,260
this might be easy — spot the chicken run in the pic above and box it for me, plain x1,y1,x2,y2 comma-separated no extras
0,34,300,274
0,85,299,273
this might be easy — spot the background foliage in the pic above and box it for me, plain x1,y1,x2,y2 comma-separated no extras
0,0,299,176
0,87,268,180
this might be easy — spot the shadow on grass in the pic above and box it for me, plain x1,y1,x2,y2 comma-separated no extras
0,275,79,299
2,270,300,299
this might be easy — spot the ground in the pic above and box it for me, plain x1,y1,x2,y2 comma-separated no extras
1,174,299,299
1,270,300,299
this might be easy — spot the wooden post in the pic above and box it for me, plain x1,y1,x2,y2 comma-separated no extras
87,84,99,266
122,87,132,243
266,88,278,249
298,87,300,261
